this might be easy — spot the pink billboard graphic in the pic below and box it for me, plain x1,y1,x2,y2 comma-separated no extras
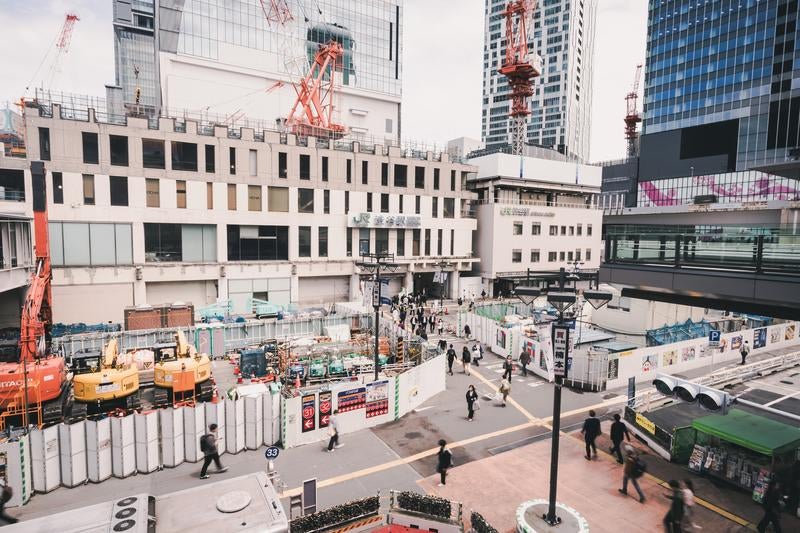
639,172,800,207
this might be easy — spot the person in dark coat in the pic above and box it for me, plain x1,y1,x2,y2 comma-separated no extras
461,346,472,376
756,479,783,533
446,344,456,375
436,439,452,486
466,385,478,421
0,480,18,524
519,350,532,376
581,410,601,460
610,413,631,464
200,423,228,479
502,355,514,382
463,324,471,339
663,479,685,533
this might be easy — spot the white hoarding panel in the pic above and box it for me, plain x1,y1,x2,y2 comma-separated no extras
183,405,206,463
245,394,264,450
160,407,185,467
31,425,60,493
134,411,160,473
86,418,113,482
59,421,88,487
225,397,245,453
111,415,136,478
204,401,226,454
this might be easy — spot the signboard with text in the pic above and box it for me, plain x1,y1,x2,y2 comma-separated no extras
301,394,316,433
551,324,570,378
318,391,332,429
349,212,422,228
708,330,720,348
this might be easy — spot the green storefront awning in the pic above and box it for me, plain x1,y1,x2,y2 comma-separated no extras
692,409,800,456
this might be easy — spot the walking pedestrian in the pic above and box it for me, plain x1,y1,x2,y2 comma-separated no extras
581,410,601,460
740,340,751,365
618,447,646,503
466,385,479,421
756,479,783,533
436,439,453,486
499,378,511,406
438,338,447,354
610,413,631,464
462,346,472,376
429,315,436,334
457,296,463,309
446,344,456,375
663,480,685,533
472,344,481,367
519,349,531,377
463,324,471,339
327,409,343,451
199,423,228,479
0,481,18,524
481,288,486,301
437,318,444,337
502,355,514,382
682,479,701,529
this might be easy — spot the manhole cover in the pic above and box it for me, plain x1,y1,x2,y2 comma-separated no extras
217,491,252,513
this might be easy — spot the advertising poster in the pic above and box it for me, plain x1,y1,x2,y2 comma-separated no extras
717,338,728,353
301,394,316,433
769,326,782,345
731,335,743,351
754,328,767,350
365,380,389,419
318,391,332,429
786,324,796,341
641,354,657,373
661,350,677,367
337,387,366,413
608,356,619,380
539,349,548,371
681,346,696,362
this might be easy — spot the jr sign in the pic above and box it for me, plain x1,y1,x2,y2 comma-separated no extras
348,212,422,228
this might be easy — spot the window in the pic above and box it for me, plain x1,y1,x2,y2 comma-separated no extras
268,186,289,212
381,163,388,186
298,188,314,213
366,192,373,212
412,229,421,256
549,225,558,236
560,226,566,235
176,180,187,208
146,178,160,207
414,167,425,189
171,142,197,171
82,174,95,205
109,135,129,166
437,229,443,256
82,132,99,164
415,196,421,214
205,145,215,172
587,224,593,236
576,224,582,236
227,183,237,210
586,248,592,261
399,195,404,213
548,251,557,262
432,197,438,218
394,164,407,187
248,185,262,211
249,149,258,177
278,152,288,178
376,229,389,255
434,168,440,190
344,190,349,213
298,226,311,257
346,159,352,183
380,193,389,213
49,222,133,266
532,223,541,235
568,251,573,261
559,251,565,261
385,118,392,133
397,229,405,256
110,176,128,206
569,226,575,236
443,198,455,218
142,139,165,169
319,226,328,257
53,172,63,204
531,250,540,262
144,223,182,261
513,222,523,235
39,127,50,160
323,190,330,214
227,225,289,261
424,229,431,255
575,249,581,261
359,228,370,256
512,249,522,263
229,147,236,174
207,182,213,209
347,228,353,256
322,156,329,181
300,154,310,180
450,170,456,191
361,160,368,185
450,229,454,255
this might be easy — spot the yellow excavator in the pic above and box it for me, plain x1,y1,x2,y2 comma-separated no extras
71,338,141,418
152,330,213,406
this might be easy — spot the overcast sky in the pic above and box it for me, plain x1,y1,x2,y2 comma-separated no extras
1,0,647,162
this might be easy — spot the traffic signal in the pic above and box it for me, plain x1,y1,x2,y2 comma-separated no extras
652,373,730,413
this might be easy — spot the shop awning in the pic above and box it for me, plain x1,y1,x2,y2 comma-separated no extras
692,409,800,456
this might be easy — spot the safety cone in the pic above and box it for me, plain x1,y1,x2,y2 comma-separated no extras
211,387,219,404
237,373,243,384
294,374,301,389
233,366,240,376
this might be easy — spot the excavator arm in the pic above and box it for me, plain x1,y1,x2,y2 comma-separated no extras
102,339,119,368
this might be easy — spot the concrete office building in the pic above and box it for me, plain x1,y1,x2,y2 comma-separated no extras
111,0,402,141
481,0,597,161
0,99,477,325
467,149,603,295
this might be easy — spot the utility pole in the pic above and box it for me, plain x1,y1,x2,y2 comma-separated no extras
356,253,398,381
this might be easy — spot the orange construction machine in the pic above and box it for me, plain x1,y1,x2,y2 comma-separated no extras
0,161,69,427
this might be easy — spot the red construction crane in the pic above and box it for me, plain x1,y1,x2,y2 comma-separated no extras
498,0,541,155
57,12,80,49
259,0,293,27
285,41,347,139
624,64,643,158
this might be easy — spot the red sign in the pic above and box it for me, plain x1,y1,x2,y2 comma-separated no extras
318,391,332,428
337,387,366,413
301,394,316,433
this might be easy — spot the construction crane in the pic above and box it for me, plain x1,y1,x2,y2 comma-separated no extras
624,64,643,158
499,0,541,155
26,12,80,94
259,0,293,27
285,41,347,139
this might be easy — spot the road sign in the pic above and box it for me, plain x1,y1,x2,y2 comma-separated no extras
551,323,570,379
265,446,280,460
372,282,381,308
708,330,720,347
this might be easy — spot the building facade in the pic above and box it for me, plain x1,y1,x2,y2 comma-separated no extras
111,0,403,141
0,101,476,324
467,150,603,295
481,0,597,161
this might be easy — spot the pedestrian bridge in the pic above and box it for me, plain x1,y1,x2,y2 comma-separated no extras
599,225,800,319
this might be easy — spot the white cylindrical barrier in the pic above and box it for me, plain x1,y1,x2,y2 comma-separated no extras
204,401,226,455
86,418,113,483
134,411,160,473
263,391,280,446
245,394,264,450
160,407,185,467
111,415,136,478
183,405,206,463
59,421,88,487
30,425,60,493
225,397,245,454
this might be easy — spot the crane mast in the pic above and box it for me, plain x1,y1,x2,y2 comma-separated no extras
624,64,643,158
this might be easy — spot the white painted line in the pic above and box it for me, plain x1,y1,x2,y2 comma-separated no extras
764,389,800,407
413,406,435,413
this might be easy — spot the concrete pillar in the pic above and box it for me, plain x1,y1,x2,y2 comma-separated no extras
133,278,146,306
349,273,360,302
449,270,459,300
290,273,299,304
404,271,414,294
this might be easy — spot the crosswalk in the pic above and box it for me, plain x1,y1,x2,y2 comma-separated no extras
481,362,547,388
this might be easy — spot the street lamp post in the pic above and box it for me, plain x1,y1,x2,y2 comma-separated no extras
356,253,398,381
433,260,453,313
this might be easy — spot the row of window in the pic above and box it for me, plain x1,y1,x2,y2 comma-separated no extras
511,248,594,264
346,228,456,259
512,222,594,237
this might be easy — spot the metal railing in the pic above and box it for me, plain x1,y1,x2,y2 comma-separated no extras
479,197,596,209
0,189,25,202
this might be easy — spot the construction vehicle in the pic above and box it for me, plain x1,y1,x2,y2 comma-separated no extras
249,297,283,318
0,162,70,427
152,330,213,406
198,299,233,322
71,339,141,418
